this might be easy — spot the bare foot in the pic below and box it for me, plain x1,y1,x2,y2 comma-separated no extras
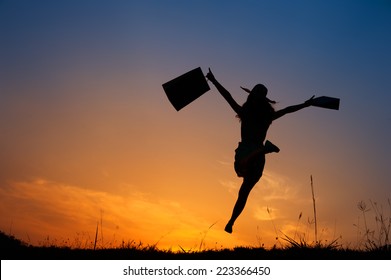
224,223,233,234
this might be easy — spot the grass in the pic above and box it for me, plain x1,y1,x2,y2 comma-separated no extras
266,176,390,256
1,230,389,260
277,175,342,250
356,199,390,251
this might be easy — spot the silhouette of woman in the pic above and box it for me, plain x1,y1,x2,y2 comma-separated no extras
206,68,314,234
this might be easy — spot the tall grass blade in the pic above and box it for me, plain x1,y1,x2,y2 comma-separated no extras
94,221,99,250
311,175,318,244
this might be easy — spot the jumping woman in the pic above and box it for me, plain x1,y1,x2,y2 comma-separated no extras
206,68,315,234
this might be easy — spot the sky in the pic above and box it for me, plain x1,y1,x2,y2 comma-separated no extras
1,0,390,250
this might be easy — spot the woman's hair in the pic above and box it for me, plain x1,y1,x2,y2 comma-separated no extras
237,84,276,123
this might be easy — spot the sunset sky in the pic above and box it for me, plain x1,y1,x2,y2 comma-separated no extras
1,0,390,250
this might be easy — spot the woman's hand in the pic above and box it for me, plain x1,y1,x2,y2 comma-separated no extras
206,68,216,83
304,95,315,106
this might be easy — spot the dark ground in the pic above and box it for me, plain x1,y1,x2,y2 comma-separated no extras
1,231,390,260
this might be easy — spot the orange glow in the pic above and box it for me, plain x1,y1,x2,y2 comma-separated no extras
0,81,364,250
0,179,250,250
0,170,343,251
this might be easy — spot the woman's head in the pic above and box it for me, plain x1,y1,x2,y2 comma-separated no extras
238,84,276,122
248,84,276,104
250,84,268,97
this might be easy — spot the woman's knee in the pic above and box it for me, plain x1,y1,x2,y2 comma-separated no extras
244,175,261,186
239,180,256,196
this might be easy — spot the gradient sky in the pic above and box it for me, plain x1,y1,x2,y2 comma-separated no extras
1,0,390,250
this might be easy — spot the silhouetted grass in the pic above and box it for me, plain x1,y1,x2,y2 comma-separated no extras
1,231,389,260
275,176,343,251
355,199,391,251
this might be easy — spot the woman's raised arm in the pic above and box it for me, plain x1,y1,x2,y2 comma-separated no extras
272,95,315,120
206,68,242,115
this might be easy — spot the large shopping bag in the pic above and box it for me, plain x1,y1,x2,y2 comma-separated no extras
162,67,210,111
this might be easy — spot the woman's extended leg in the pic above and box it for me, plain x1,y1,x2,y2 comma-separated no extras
225,178,258,233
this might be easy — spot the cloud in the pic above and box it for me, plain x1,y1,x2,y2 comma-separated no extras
253,205,283,221
256,171,301,201
220,171,302,202
219,179,240,195
0,178,247,250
